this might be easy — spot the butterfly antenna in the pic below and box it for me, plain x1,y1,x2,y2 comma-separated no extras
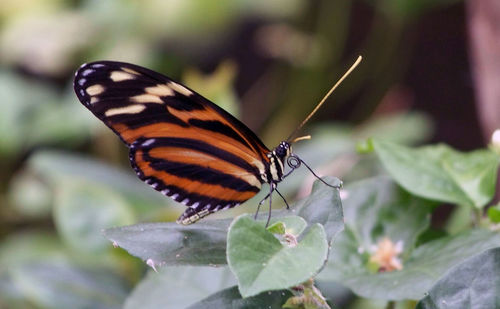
287,56,362,142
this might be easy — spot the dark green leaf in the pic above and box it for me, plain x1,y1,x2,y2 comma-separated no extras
188,286,292,309
416,248,500,309
227,214,328,297
104,221,230,266
104,178,341,269
373,140,500,208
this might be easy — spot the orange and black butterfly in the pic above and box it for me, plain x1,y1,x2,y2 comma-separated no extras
73,58,360,225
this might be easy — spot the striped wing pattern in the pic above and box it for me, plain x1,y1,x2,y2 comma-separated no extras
73,61,271,224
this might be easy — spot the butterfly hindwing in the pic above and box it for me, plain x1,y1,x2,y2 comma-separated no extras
74,61,271,223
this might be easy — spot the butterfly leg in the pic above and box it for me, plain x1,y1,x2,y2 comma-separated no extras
275,188,289,209
255,192,271,220
265,183,276,227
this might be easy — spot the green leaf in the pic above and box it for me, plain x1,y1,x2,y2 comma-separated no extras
227,214,328,297
104,220,230,266
124,266,236,309
373,140,500,208
266,221,286,234
267,216,308,236
321,228,500,300
54,182,135,254
104,178,341,269
8,262,128,309
416,248,500,309
188,286,292,309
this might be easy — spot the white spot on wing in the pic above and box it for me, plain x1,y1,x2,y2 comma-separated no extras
110,71,135,82
86,84,105,96
161,189,170,195
78,78,86,86
104,104,146,116
181,198,189,205
142,139,155,147
82,69,94,76
171,194,179,200
168,81,192,96
91,63,105,68
131,94,163,104
191,202,200,209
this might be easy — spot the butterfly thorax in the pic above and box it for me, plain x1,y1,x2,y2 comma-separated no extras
264,141,292,183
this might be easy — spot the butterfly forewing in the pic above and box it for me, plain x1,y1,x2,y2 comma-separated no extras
74,61,271,223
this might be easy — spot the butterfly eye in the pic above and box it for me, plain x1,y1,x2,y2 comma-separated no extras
274,143,289,159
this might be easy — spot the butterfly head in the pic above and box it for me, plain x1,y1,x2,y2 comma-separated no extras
273,141,292,162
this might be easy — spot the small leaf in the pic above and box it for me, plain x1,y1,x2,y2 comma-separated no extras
266,221,286,235
416,248,500,309
104,220,230,266
124,266,236,309
487,203,500,223
268,216,308,236
187,286,292,309
355,138,374,154
227,214,328,297
373,140,500,208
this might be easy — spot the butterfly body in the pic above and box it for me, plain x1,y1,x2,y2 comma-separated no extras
74,61,293,224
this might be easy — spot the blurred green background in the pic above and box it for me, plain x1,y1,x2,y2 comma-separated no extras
0,0,497,308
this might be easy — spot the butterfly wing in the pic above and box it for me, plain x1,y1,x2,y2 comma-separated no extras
74,61,270,224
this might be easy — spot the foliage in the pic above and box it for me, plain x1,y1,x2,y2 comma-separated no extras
1,0,498,308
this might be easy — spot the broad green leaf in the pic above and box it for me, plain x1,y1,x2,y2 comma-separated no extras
104,220,230,266
124,266,236,309
321,229,500,300
104,178,341,268
416,248,500,309
8,262,128,309
188,286,292,309
54,182,135,254
227,214,328,297
373,140,500,208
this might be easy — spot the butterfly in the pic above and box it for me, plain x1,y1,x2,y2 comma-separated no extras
73,57,360,226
